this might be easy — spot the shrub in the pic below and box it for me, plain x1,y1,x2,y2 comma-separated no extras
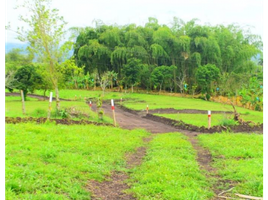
219,117,238,126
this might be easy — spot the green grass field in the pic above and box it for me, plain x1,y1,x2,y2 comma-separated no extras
198,133,263,197
5,96,113,124
154,113,263,127
33,89,263,116
128,133,213,200
5,89,263,199
5,123,149,200
6,89,263,117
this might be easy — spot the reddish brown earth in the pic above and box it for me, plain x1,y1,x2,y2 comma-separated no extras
145,113,263,133
91,103,179,133
148,108,234,114
5,117,112,126
88,136,153,200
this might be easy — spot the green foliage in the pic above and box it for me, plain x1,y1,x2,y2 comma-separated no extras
11,0,73,109
150,65,176,92
218,117,238,126
239,77,263,111
72,18,262,95
12,65,43,99
52,108,70,119
122,58,142,90
196,64,220,98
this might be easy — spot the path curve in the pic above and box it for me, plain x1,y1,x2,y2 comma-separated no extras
92,103,179,134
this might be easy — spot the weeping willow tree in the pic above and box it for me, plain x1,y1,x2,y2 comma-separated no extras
111,47,127,78
150,43,169,65
73,18,262,95
78,39,111,76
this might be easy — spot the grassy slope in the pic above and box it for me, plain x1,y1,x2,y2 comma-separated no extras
5,96,113,123
6,89,263,119
198,133,263,197
38,89,262,118
154,113,263,126
129,133,213,200
5,123,149,200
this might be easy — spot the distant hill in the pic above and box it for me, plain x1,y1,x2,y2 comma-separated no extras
5,43,29,53
5,42,74,58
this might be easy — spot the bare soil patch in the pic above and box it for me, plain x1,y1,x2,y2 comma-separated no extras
145,113,263,134
149,108,233,114
5,117,112,126
88,136,153,200
91,104,178,134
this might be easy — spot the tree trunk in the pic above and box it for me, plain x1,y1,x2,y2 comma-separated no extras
55,86,60,110
43,89,47,100
111,75,113,89
131,85,134,93
172,58,177,93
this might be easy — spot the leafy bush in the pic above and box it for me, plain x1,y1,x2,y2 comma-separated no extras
219,117,238,126
51,108,70,119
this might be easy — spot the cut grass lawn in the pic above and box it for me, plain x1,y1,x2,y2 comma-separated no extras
5,123,149,200
198,133,263,197
128,133,213,200
154,113,263,127
5,96,113,124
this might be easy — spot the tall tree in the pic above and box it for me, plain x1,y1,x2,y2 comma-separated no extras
9,0,72,109
122,58,142,93
196,64,220,100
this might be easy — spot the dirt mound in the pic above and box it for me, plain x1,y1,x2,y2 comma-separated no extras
149,108,233,114
5,117,112,126
145,114,263,133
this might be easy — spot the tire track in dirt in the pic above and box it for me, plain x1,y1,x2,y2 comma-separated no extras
5,92,234,199
92,103,179,133
185,131,236,199
88,136,153,200
91,103,229,199
88,103,180,199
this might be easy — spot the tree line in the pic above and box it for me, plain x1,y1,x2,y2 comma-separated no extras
5,0,263,110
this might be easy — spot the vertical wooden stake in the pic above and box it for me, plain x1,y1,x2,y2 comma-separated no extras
20,90,25,115
208,110,211,129
47,92,53,119
89,101,92,110
146,105,149,114
111,99,116,126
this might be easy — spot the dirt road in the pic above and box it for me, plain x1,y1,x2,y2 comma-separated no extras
92,103,179,134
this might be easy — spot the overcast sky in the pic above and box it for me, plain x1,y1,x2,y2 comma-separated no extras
5,0,264,43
